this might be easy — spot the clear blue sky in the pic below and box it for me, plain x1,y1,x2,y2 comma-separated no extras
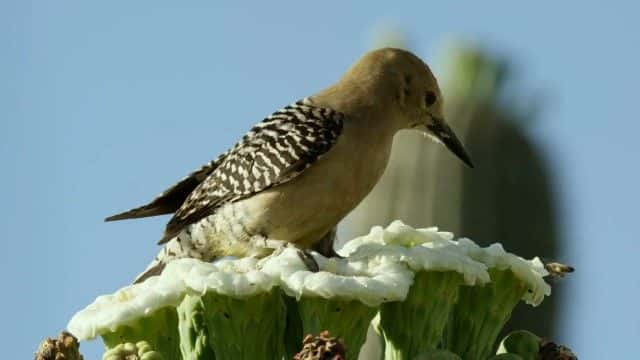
2,1,638,358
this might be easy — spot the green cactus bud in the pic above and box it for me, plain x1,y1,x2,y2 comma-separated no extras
100,308,181,359
496,330,541,360
102,341,164,360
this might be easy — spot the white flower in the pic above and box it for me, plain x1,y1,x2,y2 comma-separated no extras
67,274,186,341
168,257,277,298
68,256,279,340
260,247,414,307
339,220,490,286
456,238,551,306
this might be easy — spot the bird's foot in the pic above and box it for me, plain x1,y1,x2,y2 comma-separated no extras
248,234,288,258
248,234,319,272
296,249,320,272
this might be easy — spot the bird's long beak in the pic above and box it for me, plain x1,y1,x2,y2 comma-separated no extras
428,117,474,168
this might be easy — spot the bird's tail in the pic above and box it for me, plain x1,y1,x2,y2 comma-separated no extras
133,261,166,284
132,235,190,284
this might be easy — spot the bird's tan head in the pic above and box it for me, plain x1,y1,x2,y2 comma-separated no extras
340,48,473,167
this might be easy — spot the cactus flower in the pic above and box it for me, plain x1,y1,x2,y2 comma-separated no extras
443,240,551,360
261,246,414,359
68,257,286,359
65,221,560,360
340,220,490,360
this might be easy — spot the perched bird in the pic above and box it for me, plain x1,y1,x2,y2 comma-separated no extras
106,48,473,283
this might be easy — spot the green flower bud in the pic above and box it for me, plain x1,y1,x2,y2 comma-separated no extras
100,308,180,359
101,341,164,360
496,330,541,360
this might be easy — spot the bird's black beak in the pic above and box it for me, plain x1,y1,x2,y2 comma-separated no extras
428,117,474,168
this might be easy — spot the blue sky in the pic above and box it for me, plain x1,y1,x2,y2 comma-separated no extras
2,1,638,358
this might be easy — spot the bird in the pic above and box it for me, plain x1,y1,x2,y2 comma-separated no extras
106,48,474,283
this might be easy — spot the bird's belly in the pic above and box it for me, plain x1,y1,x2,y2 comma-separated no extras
237,189,347,248
236,144,390,248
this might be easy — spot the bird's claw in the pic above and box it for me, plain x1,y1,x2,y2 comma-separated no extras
248,234,320,271
297,250,320,272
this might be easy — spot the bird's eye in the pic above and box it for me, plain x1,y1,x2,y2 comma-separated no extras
425,91,437,107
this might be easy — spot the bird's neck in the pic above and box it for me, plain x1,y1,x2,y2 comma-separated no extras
313,81,405,135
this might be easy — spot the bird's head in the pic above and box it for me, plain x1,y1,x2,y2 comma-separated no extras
344,48,474,168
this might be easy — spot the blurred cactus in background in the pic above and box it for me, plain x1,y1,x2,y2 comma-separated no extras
345,34,562,340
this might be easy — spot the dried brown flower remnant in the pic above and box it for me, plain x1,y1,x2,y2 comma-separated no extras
539,339,578,360
293,330,346,360
35,331,84,360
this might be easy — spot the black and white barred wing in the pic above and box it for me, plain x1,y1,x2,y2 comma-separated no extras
159,99,344,244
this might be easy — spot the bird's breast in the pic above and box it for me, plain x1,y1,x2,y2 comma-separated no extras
236,123,395,247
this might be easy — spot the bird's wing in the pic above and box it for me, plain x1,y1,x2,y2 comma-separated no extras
159,99,344,244
105,154,229,221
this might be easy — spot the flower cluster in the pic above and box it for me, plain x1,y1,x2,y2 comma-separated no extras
68,221,553,360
